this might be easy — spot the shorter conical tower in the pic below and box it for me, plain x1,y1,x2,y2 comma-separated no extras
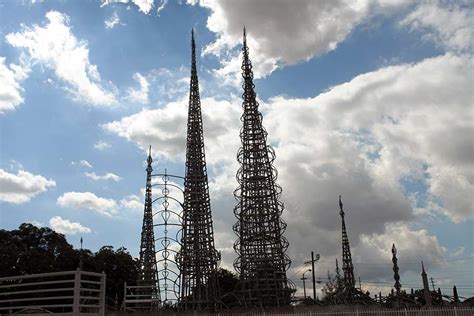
453,285,459,303
421,261,432,305
339,195,355,290
138,146,159,303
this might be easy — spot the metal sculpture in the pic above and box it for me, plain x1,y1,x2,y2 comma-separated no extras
421,261,432,305
176,29,221,311
339,195,355,290
323,196,372,305
152,169,184,307
392,243,401,295
233,28,292,307
137,147,160,305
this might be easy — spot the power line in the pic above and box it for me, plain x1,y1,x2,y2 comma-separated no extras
314,257,474,266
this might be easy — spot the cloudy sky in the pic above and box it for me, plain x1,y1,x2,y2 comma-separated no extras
1,0,473,299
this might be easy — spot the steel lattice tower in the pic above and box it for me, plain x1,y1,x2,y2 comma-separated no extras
233,28,292,307
176,30,220,311
138,146,159,301
392,243,401,295
339,195,355,290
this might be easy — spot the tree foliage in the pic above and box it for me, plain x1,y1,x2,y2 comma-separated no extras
0,223,139,306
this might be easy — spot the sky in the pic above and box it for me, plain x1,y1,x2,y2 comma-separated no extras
0,0,473,300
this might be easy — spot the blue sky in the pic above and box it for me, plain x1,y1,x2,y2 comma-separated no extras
1,0,473,299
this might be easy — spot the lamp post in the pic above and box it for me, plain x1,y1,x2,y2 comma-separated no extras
301,269,312,299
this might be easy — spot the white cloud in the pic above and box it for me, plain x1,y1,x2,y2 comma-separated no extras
30,220,44,227
0,169,56,204
120,195,143,211
9,159,24,170
400,2,473,53
126,73,150,104
0,57,28,113
265,54,473,225
85,171,122,182
156,0,167,15
354,223,446,280
6,11,117,106
105,12,123,29
103,96,241,164
132,0,154,14
94,141,111,150
101,0,166,15
149,67,190,103
57,191,117,216
192,0,410,81
80,160,93,168
49,216,91,234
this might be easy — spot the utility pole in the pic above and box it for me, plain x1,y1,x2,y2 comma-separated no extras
305,252,320,301
430,277,436,292
301,269,311,299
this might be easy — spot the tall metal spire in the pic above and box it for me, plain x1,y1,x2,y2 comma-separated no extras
392,243,401,295
138,146,159,300
339,195,355,290
177,30,220,311
233,27,292,307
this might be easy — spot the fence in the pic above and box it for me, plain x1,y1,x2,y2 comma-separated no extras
0,269,106,316
105,306,473,316
122,283,159,311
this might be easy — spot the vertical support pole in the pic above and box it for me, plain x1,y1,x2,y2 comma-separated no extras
311,251,316,301
73,269,81,316
123,281,127,311
100,272,106,316
302,274,307,298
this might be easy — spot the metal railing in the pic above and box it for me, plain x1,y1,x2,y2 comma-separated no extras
156,307,471,315
122,283,159,311
0,269,106,316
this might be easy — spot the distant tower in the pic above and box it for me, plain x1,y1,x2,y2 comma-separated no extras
421,261,432,305
79,236,84,270
335,258,341,281
138,146,159,300
339,195,355,290
233,28,292,307
392,243,401,294
453,285,459,302
176,30,220,311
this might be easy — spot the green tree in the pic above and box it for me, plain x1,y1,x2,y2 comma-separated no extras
0,223,80,276
93,246,139,306
0,224,139,308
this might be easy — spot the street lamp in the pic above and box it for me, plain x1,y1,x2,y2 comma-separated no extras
301,269,312,299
